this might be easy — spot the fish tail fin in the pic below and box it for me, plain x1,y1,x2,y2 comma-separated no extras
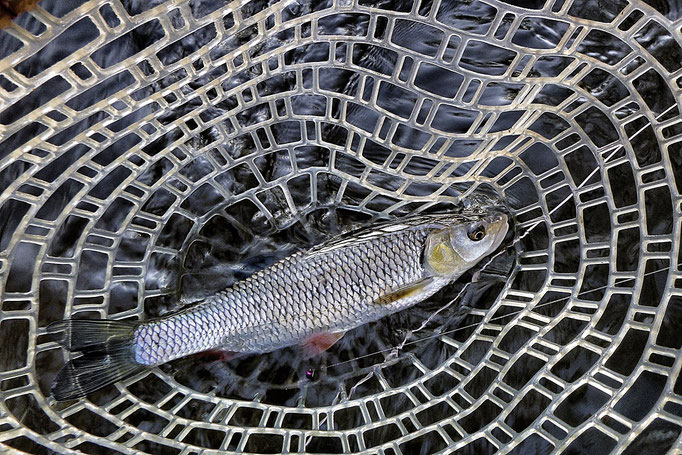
47,319,144,401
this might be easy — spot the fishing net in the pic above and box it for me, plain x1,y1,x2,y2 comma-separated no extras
1,0,681,453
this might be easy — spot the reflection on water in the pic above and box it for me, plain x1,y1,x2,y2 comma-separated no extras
0,0,680,452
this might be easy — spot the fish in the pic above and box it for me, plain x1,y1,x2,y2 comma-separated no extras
48,210,509,401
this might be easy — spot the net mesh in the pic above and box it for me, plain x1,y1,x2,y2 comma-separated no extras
1,0,682,453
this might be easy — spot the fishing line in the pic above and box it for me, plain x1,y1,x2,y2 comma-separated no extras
324,103,677,372
383,142,622,355
169,105,676,384
325,259,677,370
171,103,672,343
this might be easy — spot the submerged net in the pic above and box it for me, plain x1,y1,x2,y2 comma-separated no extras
1,0,681,453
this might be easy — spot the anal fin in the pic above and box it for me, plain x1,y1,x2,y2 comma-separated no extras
303,332,345,358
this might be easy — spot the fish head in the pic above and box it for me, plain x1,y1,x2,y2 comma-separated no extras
424,213,509,278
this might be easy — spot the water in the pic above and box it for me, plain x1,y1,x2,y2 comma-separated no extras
1,0,682,453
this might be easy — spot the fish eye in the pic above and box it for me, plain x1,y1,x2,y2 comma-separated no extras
467,225,486,241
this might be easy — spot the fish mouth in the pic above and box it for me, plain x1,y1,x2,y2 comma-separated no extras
486,213,509,249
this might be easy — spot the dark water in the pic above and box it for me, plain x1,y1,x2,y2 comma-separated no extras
1,0,681,453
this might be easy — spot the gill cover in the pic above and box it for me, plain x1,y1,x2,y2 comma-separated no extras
423,214,509,278
424,229,463,276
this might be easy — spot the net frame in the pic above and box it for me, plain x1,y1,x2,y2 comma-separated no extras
0,0,681,453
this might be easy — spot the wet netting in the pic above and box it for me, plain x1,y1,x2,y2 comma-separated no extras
1,0,682,453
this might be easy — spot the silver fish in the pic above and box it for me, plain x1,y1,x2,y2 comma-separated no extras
49,211,508,400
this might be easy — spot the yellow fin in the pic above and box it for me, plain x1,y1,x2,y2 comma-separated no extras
373,278,434,305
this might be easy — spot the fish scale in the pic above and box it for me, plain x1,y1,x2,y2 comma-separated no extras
133,228,430,365
49,211,508,401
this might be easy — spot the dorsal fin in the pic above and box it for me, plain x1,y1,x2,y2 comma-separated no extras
307,213,474,257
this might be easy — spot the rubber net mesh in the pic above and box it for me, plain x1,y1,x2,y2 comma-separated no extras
1,0,682,453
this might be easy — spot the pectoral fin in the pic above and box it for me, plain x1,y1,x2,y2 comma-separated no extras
373,277,434,306
303,332,345,358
